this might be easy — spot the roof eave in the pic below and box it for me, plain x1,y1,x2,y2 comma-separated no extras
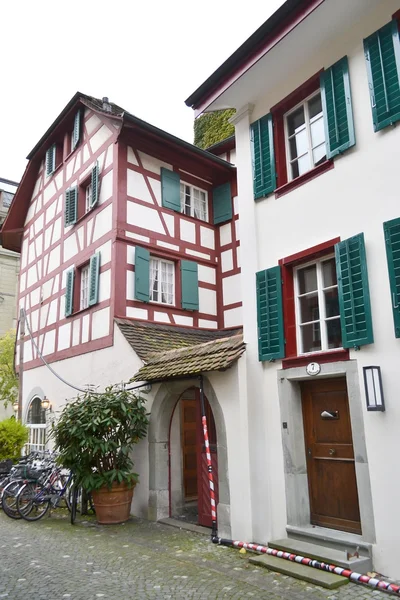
184,0,314,111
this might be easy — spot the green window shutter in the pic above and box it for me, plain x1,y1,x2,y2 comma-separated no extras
134,246,150,302
384,217,400,337
72,110,81,150
320,56,356,158
335,233,373,348
212,182,232,225
256,266,284,361
65,268,75,317
250,114,276,200
88,252,101,307
46,144,56,176
64,186,78,226
181,260,199,310
161,168,181,212
90,162,100,208
364,20,400,132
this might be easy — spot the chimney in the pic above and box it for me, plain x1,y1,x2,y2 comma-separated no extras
102,97,112,112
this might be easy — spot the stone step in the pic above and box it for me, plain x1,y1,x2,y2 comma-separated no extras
249,554,348,589
269,538,371,573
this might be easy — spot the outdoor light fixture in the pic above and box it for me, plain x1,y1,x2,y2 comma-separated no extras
12,401,19,414
363,366,385,412
41,396,51,410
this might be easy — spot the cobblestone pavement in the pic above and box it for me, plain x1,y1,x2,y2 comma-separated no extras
0,511,390,600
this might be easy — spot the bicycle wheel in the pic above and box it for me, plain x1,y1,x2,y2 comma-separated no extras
17,482,50,521
1,480,24,519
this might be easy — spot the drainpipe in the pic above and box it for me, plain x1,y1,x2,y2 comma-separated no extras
198,374,217,539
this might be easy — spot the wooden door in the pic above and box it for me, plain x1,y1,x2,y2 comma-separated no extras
301,378,361,534
181,399,198,500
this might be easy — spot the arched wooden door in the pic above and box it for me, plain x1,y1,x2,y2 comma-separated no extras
181,389,219,528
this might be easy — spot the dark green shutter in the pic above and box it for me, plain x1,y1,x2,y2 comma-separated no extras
181,260,199,310
364,20,400,132
72,110,81,150
65,186,78,226
212,182,232,225
161,168,181,212
256,266,284,361
320,56,355,158
335,233,373,348
46,144,56,176
90,162,100,208
88,252,101,306
65,268,75,317
384,217,400,337
134,246,150,302
250,114,276,200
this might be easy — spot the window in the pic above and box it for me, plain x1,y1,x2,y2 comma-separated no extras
80,264,90,310
64,162,99,227
65,253,100,317
285,92,326,181
85,183,93,214
251,56,355,198
27,397,46,425
149,258,174,305
180,183,208,221
294,257,341,354
46,144,57,177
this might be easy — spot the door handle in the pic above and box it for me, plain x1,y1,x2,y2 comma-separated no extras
307,448,312,457
329,448,336,456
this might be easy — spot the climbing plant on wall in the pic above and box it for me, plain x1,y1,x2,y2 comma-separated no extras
194,109,235,149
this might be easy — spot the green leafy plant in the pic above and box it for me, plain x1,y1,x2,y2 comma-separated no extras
0,330,18,409
0,418,29,461
194,109,235,149
51,385,149,491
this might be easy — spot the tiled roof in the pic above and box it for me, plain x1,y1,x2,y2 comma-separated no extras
115,319,244,381
131,333,245,382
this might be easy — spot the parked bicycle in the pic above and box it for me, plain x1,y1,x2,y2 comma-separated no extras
16,465,73,521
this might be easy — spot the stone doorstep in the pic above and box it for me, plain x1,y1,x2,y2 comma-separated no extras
269,538,372,573
159,517,210,536
249,554,349,589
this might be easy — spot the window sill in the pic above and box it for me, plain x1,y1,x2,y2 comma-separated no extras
64,146,79,163
46,162,63,180
275,160,334,198
149,300,175,308
282,348,349,369
70,305,93,318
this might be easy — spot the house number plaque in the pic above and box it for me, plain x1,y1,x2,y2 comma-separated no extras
306,362,321,376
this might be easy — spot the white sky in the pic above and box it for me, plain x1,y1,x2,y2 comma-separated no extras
1,0,284,182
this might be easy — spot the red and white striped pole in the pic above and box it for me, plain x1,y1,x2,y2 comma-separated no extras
199,376,217,538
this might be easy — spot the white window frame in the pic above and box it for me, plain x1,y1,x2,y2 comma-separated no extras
180,182,208,222
294,255,342,355
80,264,90,310
85,182,92,213
284,90,326,182
149,257,175,306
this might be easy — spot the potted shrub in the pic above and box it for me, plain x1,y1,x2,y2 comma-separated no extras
51,385,149,524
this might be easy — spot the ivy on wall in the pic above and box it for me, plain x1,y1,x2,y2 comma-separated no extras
194,109,235,149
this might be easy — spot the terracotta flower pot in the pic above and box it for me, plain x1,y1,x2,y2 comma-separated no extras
91,482,135,524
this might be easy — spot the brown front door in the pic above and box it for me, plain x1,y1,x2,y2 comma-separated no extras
181,399,198,500
301,378,361,534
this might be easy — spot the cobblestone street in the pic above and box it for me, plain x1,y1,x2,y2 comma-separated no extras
0,511,389,600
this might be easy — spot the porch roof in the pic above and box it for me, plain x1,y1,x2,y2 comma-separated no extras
115,318,244,381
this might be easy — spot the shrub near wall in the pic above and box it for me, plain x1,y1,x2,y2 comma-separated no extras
0,418,29,461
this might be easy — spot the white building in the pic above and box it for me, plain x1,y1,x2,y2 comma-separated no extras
186,0,400,581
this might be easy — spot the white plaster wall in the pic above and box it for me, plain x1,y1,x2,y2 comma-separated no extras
232,0,400,579
127,202,165,234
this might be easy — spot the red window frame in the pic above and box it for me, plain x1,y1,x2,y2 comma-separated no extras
279,237,349,369
271,71,334,198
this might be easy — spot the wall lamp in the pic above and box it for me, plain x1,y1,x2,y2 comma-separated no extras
41,396,51,411
363,366,385,412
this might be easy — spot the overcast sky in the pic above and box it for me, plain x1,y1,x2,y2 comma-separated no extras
1,0,284,182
